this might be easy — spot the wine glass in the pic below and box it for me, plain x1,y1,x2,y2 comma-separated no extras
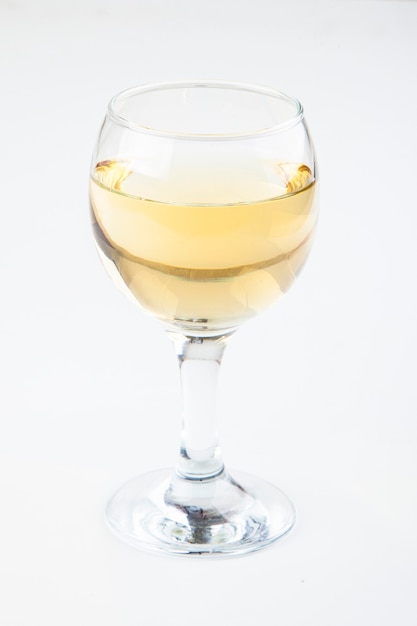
89,80,318,556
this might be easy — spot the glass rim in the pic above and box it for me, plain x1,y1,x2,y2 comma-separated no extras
107,80,304,140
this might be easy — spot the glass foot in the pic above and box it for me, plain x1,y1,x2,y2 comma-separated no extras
106,469,295,556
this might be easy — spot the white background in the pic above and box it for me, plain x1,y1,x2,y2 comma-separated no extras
1,0,417,624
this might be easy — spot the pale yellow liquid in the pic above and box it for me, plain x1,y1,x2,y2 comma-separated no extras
90,160,317,333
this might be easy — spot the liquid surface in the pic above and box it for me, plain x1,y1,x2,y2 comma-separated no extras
90,160,318,334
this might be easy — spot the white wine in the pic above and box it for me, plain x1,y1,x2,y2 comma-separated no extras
90,160,317,333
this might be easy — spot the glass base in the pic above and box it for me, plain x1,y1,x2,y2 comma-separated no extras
106,469,295,557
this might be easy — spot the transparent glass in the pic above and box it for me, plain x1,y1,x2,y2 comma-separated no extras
89,80,318,556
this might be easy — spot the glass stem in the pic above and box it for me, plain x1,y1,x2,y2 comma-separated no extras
172,334,230,481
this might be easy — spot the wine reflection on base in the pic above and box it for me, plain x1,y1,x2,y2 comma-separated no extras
105,468,296,556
